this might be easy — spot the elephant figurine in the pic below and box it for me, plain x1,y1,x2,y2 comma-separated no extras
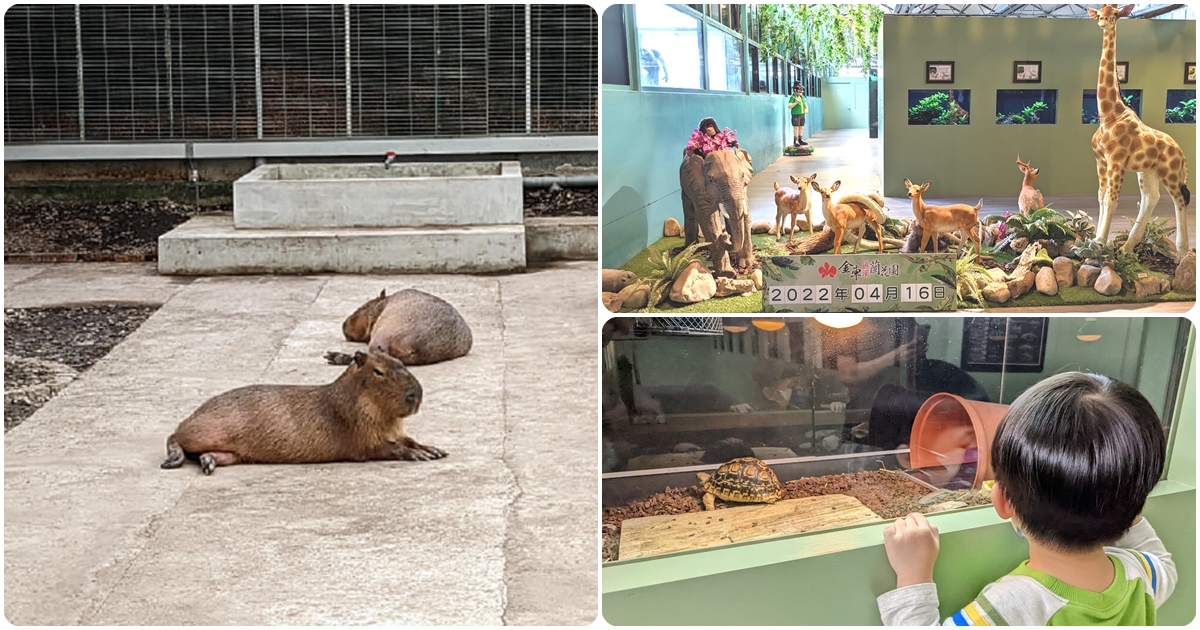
679,147,755,275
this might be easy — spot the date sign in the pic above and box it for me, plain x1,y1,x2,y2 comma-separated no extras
761,253,958,313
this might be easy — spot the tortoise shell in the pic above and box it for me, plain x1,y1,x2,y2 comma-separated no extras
702,457,782,504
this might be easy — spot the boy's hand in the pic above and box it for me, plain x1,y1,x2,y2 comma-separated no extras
883,512,940,588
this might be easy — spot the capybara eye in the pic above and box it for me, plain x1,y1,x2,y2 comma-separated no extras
373,368,385,377
406,392,418,403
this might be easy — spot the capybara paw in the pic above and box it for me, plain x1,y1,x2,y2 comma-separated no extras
199,454,217,475
421,444,448,460
394,443,447,461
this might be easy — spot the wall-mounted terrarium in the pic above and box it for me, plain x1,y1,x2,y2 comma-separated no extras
996,89,1057,124
1165,89,1196,124
908,89,970,125
601,316,1187,562
1082,89,1142,123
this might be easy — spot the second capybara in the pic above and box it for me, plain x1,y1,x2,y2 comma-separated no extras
325,288,472,367
161,350,446,475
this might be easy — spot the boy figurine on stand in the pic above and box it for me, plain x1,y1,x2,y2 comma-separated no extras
788,83,809,147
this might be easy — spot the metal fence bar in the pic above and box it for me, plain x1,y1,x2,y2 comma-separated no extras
74,4,84,140
524,4,531,134
343,3,350,136
253,4,261,139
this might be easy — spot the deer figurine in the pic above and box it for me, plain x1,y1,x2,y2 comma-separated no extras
903,178,982,255
809,180,886,254
773,173,818,241
1016,154,1045,216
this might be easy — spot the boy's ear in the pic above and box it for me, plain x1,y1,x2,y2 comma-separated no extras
991,481,1015,520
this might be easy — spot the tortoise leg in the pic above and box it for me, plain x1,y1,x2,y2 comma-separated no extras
703,492,716,511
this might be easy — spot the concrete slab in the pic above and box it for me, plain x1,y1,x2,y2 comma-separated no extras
158,214,527,275
4,260,598,625
4,262,192,308
526,217,599,262
233,162,523,229
3,264,47,290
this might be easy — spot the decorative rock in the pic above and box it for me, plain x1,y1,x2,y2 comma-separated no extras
1062,240,1077,258
767,224,779,235
673,442,703,453
751,220,773,234
1077,264,1101,288
1035,267,1059,296
1011,236,1029,253
1133,275,1166,299
985,268,1008,284
714,276,757,297
1094,266,1122,296
919,490,954,506
617,282,650,309
1174,251,1196,293
819,434,841,452
1036,239,1059,258
926,501,970,514
669,260,716,303
602,292,624,313
982,282,1011,303
1052,256,1075,288
1007,270,1034,300
663,217,683,237
602,269,636,293
752,268,763,290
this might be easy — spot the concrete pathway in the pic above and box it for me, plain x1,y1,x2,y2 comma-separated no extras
4,262,597,625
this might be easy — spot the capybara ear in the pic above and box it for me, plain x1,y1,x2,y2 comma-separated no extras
379,289,387,299
353,351,368,367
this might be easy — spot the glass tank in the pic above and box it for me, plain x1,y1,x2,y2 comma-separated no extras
601,316,1189,562
1165,89,1196,124
996,89,1057,124
908,89,970,125
1082,88,1142,123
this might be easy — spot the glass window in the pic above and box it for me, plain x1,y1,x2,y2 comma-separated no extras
601,317,1189,560
1082,88,1142,123
706,27,742,92
908,89,970,125
635,4,703,89
1166,89,1196,123
996,89,1057,125
748,44,761,92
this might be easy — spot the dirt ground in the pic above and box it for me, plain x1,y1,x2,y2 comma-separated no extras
4,305,158,430
602,469,993,562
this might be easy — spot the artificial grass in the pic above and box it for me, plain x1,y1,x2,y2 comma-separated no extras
616,235,1194,312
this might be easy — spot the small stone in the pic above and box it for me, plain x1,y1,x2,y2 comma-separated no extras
602,292,624,313
1052,257,1075,288
919,490,954,506
750,220,773,234
752,268,763,290
926,501,970,513
1007,271,1034,300
602,269,636,293
1035,267,1059,296
669,260,716,303
1062,240,1077,258
714,276,756,297
1133,275,1165,299
819,434,841,452
1011,236,1029,253
663,217,683,237
1036,239,1059,258
617,282,650,309
1077,264,1101,288
1094,266,1122,296
1174,251,1196,293
982,282,1011,303
673,442,703,453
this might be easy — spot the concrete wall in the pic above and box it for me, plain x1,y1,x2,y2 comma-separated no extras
822,77,871,129
881,15,1196,197
602,86,822,268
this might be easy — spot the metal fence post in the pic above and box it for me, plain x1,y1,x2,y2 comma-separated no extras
344,4,351,137
254,4,262,139
524,4,531,134
75,4,84,140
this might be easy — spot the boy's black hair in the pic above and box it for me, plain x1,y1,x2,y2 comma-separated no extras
991,371,1166,550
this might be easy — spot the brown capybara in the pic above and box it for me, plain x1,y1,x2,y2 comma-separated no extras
325,288,472,367
161,350,446,475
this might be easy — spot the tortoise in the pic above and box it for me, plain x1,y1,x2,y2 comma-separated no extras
696,457,783,511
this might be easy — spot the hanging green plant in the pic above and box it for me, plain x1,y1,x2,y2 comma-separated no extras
758,4,882,77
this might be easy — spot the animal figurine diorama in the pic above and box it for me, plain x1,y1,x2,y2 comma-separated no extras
1087,4,1190,258
326,288,472,367
1015,154,1045,216
696,457,783,511
809,180,889,254
903,178,983,255
161,350,444,475
773,173,818,241
679,118,757,275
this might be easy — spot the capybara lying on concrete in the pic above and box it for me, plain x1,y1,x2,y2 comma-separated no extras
325,288,472,367
161,350,446,475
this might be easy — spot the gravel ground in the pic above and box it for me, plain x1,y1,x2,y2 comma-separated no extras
524,186,598,217
4,305,158,431
601,470,993,562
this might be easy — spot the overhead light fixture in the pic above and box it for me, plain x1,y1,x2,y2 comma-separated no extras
751,319,786,332
814,314,864,329
1076,317,1101,342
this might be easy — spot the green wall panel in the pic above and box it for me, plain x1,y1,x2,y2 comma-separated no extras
881,15,1195,197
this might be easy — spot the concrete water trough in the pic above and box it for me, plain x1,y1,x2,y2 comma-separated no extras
232,161,524,229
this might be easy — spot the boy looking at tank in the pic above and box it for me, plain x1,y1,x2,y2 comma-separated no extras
878,371,1176,625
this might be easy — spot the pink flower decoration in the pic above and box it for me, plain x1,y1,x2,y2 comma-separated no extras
685,127,738,156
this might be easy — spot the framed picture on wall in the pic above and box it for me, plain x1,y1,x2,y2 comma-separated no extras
1186,62,1196,85
926,61,954,84
1115,61,1129,84
1013,61,1042,83
960,317,1049,373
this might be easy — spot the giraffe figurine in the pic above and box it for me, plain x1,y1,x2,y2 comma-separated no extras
1088,5,1191,259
